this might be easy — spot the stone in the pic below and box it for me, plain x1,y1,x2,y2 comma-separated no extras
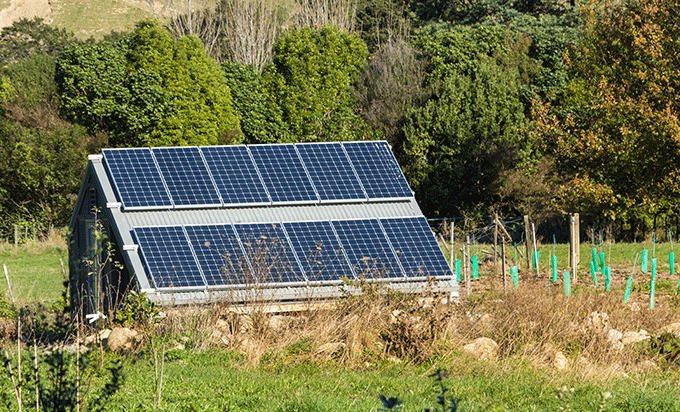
317,342,346,355
621,330,649,346
268,315,289,332
664,323,680,337
606,329,623,351
552,350,569,371
106,327,140,352
585,311,609,332
463,337,498,361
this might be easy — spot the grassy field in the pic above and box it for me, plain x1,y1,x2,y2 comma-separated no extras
0,240,67,304
2,239,680,411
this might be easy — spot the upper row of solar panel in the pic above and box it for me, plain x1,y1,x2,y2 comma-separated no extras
132,216,453,289
102,142,413,210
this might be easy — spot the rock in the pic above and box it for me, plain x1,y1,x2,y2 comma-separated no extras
552,351,569,371
463,337,498,361
317,342,345,355
637,360,660,372
477,314,494,334
106,327,140,352
622,330,649,345
585,311,609,332
606,329,623,351
268,315,289,332
664,323,680,337
238,315,253,334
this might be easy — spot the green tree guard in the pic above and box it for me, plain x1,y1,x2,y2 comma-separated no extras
670,252,675,278
511,266,519,288
641,249,648,273
623,276,634,303
591,248,599,272
650,279,656,309
551,255,557,282
455,259,461,282
598,252,605,275
605,267,611,291
563,271,571,297
472,256,478,279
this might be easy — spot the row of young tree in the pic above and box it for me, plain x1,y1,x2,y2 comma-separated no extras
0,0,677,239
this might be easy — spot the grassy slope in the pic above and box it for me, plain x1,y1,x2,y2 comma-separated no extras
49,0,154,39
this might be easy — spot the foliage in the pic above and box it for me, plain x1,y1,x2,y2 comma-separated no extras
115,291,160,330
262,26,373,142
354,40,429,146
0,18,78,66
57,19,242,147
0,119,92,232
222,62,291,143
400,25,536,217
544,0,680,224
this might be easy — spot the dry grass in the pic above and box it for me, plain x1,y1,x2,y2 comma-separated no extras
141,271,680,382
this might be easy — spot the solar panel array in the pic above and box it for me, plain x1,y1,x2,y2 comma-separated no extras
102,141,411,210
133,217,452,289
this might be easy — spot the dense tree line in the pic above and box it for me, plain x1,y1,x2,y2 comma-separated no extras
0,0,677,238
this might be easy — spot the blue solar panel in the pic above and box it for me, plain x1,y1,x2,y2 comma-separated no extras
152,147,221,207
102,148,172,209
133,226,206,288
380,217,453,278
201,145,270,205
235,223,304,283
283,221,354,282
248,145,318,203
331,219,403,279
295,143,366,202
185,224,250,286
343,141,413,200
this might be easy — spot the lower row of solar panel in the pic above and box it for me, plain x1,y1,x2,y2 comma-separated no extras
133,216,452,289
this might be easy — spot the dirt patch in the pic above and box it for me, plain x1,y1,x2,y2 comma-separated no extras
0,0,51,28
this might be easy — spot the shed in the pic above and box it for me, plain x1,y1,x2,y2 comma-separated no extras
68,141,458,315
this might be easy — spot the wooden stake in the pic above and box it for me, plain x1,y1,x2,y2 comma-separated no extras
493,213,498,266
502,238,506,294
524,215,531,269
3,265,14,303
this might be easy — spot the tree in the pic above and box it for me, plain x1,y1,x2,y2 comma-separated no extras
262,26,371,141
399,25,538,217
0,17,77,66
544,0,680,223
57,19,241,147
354,40,428,145
222,62,291,143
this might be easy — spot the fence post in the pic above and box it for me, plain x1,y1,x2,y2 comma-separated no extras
466,235,471,296
450,220,454,274
493,213,498,266
524,215,531,269
570,213,580,282
502,238,506,294
14,224,18,247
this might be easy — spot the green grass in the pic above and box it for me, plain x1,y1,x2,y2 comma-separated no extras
98,349,680,411
0,242,67,304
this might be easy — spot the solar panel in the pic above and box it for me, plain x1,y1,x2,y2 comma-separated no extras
248,145,319,204
151,147,221,207
283,221,354,282
201,145,270,206
102,148,172,209
133,226,206,288
185,224,250,286
235,222,305,283
343,141,413,200
380,217,453,278
295,142,366,202
331,219,403,279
